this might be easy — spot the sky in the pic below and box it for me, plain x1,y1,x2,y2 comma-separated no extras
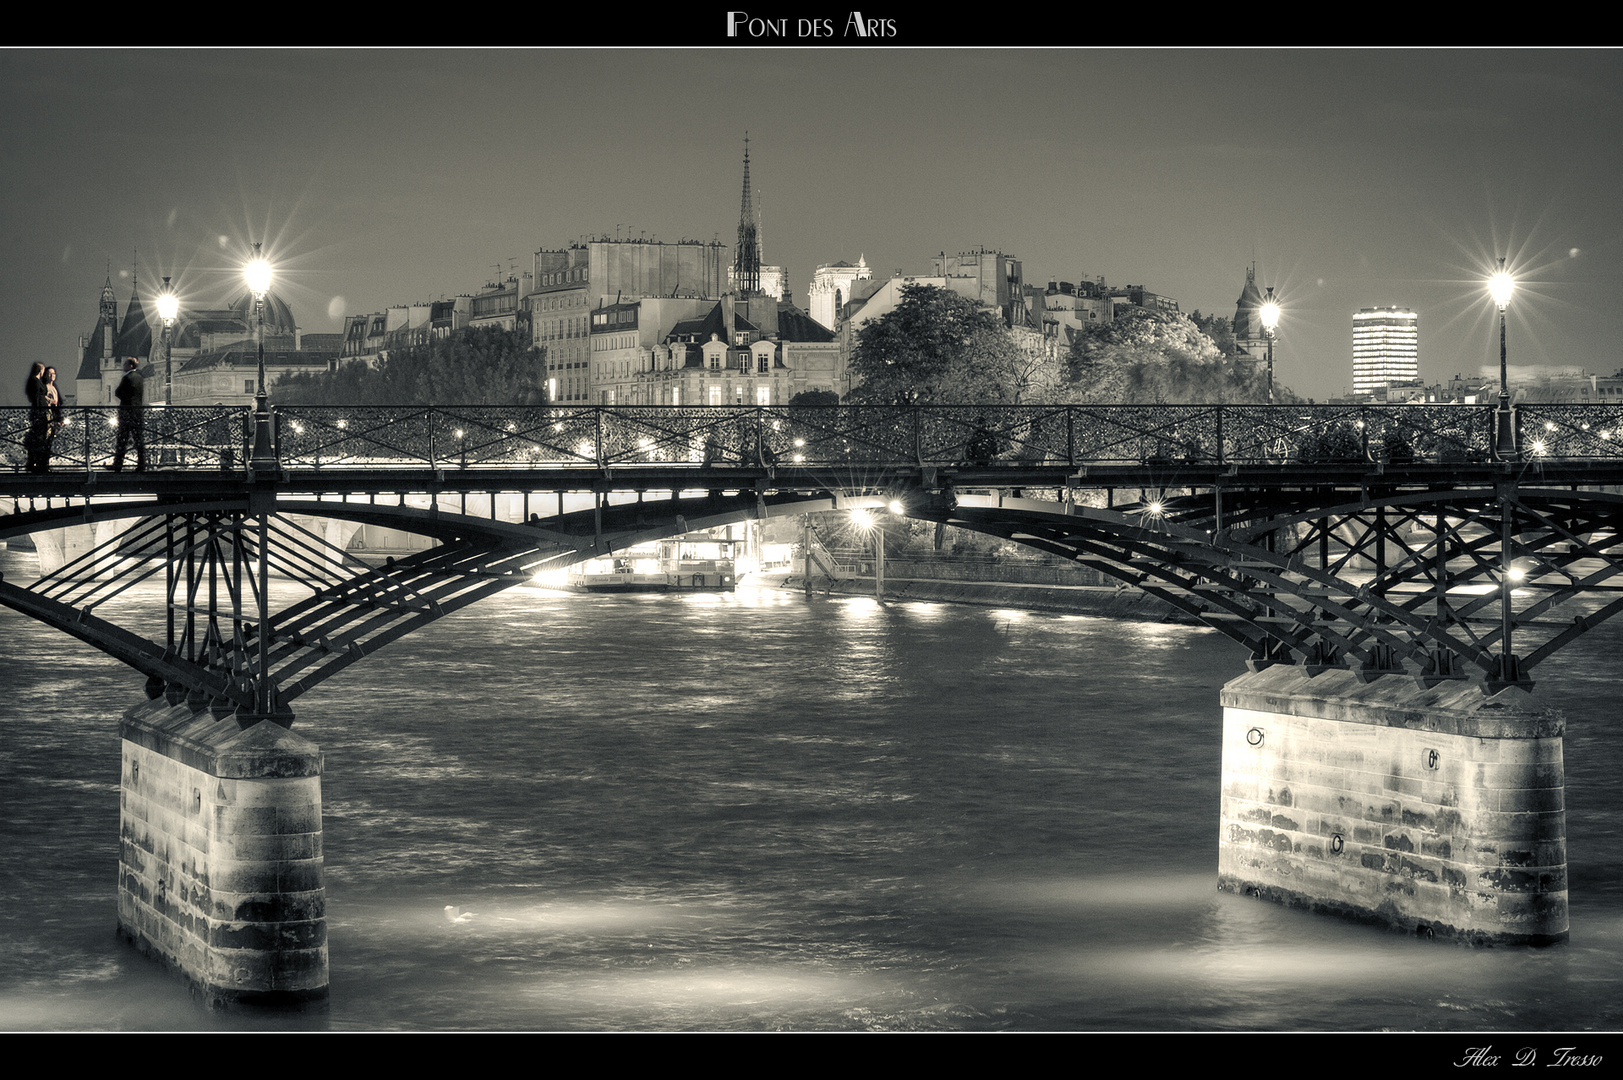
4,46,1621,406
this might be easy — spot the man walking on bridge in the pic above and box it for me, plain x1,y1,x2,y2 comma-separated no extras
111,357,146,473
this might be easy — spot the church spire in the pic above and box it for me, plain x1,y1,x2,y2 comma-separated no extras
116,252,152,362
100,264,117,323
734,133,761,296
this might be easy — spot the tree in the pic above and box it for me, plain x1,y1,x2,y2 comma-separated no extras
275,326,548,405
1187,309,1239,357
1064,307,1283,404
788,389,840,407
845,284,1023,404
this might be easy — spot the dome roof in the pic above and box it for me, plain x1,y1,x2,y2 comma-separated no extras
227,289,297,335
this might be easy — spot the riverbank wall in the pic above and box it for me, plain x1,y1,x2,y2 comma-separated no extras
756,571,1195,623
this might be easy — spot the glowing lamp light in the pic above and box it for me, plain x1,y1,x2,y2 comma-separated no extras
1259,300,1281,334
1489,262,1514,310
156,289,179,325
244,251,272,299
850,509,875,529
887,500,905,515
1147,500,1164,516
1507,565,1527,582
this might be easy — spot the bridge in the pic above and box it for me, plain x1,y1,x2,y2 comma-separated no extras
5,400,1621,1004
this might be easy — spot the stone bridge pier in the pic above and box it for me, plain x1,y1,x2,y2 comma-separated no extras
1218,666,1566,944
117,700,328,1008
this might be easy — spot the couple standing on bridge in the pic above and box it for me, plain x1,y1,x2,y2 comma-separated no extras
21,356,147,473
22,362,63,474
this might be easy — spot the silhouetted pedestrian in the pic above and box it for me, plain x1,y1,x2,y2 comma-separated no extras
42,366,64,471
23,362,48,473
111,358,146,473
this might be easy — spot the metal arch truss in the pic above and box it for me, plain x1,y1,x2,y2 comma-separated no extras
0,490,817,728
918,483,1623,695
5,473,1622,718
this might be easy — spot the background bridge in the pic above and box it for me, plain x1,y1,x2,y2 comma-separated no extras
5,402,1623,723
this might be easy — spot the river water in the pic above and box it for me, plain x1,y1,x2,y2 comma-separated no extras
1,547,1621,1033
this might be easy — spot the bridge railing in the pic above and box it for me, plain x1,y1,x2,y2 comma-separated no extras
8,402,1616,472
2,404,250,472
1516,403,1623,458
269,403,1509,469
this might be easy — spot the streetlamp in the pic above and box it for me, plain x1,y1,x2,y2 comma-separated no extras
1259,288,1280,405
156,277,178,407
245,244,276,471
1490,258,1517,460
852,508,884,600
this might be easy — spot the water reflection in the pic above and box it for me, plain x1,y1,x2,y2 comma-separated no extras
4,553,1623,1030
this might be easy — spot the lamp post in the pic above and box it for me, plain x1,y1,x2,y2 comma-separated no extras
156,277,178,407
852,508,883,600
1490,258,1517,460
1259,288,1280,405
245,244,276,471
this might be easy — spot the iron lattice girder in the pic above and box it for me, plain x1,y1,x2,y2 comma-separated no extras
0,489,829,722
930,485,1623,683
6,470,1623,714
943,503,1469,671
0,575,253,710
1233,487,1623,656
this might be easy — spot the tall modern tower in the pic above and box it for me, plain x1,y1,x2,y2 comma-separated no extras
1352,306,1419,396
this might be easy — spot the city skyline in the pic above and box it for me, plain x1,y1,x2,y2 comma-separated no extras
5,47,1620,406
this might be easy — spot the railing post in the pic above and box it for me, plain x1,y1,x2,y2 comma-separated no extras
912,407,921,465
1066,406,1075,468
1215,405,1225,466
595,408,605,468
